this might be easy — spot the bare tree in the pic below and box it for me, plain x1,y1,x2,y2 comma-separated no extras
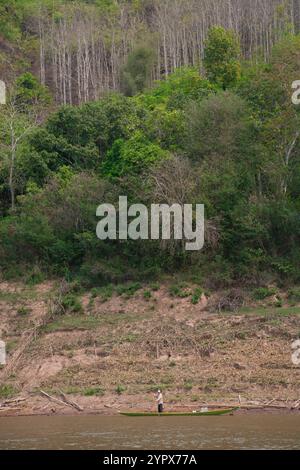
149,155,220,252
31,0,299,104
0,96,44,211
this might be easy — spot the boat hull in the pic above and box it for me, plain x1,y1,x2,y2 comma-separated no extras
120,408,238,417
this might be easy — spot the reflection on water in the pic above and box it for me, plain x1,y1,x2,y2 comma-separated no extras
0,414,299,450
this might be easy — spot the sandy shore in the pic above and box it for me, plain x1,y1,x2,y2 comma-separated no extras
1,395,300,418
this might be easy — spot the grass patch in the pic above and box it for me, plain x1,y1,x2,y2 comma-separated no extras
150,283,160,291
43,315,101,332
83,386,105,397
5,339,18,353
115,384,126,395
0,384,16,399
146,384,170,392
120,333,139,343
183,381,193,391
0,288,37,304
43,310,145,333
191,395,200,402
237,306,300,317
17,306,31,316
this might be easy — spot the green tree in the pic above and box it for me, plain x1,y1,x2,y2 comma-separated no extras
101,131,168,178
14,72,51,110
185,92,258,164
0,74,50,212
28,93,140,182
121,46,155,96
204,26,241,89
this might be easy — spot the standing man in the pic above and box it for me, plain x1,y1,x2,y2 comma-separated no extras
156,389,164,413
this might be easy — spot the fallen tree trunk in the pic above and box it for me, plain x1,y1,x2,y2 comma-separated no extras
0,407,22,412
40,390,70,408
1,397,27,406
59,391,83,412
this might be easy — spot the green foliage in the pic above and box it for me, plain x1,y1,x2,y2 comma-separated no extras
252,287,277,300
115,384,126,394
17,305,31,316
0,0,26,40
135,68,217,151
150,283,160,291
91,284,114,301
0,384,16,399
169,285,189,298
2,21,300,289
102,131,168,177
140,67,216,110
27,93,140,185
191,287,203,305
143,289,152,299
116,282,142,297
183,381,193,391
204,26,241,89
83,386,105,397
288,288,300,303
121,46,155,96
185,91,257,163
14,72,51,109
61,294,83,314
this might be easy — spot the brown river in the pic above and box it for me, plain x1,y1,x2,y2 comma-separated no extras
0,414,299,450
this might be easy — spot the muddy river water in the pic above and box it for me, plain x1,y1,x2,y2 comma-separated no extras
0,414,299,450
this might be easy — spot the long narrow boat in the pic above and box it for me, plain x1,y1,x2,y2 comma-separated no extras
120,408,238,417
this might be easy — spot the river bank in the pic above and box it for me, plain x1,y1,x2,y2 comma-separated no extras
0,400,300,418
1,280,300,418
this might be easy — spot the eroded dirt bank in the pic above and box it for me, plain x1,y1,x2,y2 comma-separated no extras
0,281,300,417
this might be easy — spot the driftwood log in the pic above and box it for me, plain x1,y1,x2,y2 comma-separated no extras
59,390,83,412
40,389,83,412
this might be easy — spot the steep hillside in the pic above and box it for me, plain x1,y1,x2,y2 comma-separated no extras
1,281,299,415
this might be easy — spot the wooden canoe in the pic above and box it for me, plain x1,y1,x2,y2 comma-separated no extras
120,408,238,417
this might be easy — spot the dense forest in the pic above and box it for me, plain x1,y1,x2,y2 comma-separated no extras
1,0,300,289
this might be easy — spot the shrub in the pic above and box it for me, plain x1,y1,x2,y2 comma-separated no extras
25,267,45,286
169,285,190,298
0,384,16,399
253,287,277,300
61,294,83,314
150,283,160,291
183,381,193,391
115,384,126,395
288,288,300,303
116,282,142,297
191,287,203,305
143,290,152,300
91,285,114,302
